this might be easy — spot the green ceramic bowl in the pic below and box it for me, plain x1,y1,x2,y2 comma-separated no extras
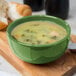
7,15,71,64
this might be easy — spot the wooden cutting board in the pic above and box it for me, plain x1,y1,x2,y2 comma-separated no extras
0,31,76,76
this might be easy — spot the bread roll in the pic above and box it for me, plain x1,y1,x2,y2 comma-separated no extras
8,2,32,21
0,17,8,30
0,0,8,30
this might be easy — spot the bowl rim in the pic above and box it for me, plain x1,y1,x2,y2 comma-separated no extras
7,15,71,47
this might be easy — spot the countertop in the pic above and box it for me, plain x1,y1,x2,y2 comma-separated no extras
0,0,76,76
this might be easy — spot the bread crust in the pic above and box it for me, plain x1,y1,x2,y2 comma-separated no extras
10,2,32,16
0,21,7,30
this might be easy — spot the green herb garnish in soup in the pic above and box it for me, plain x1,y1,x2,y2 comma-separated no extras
11,21,67,45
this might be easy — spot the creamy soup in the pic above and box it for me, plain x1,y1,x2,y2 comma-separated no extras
11,21,67,45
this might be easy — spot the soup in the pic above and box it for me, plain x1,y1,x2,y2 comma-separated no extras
11,21,67,45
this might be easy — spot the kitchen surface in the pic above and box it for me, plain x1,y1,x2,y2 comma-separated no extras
0,0,76,76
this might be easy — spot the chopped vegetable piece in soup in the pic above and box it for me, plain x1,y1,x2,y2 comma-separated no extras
11,21,67,45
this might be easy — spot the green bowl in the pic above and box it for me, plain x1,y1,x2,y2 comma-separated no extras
7,15,71,64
